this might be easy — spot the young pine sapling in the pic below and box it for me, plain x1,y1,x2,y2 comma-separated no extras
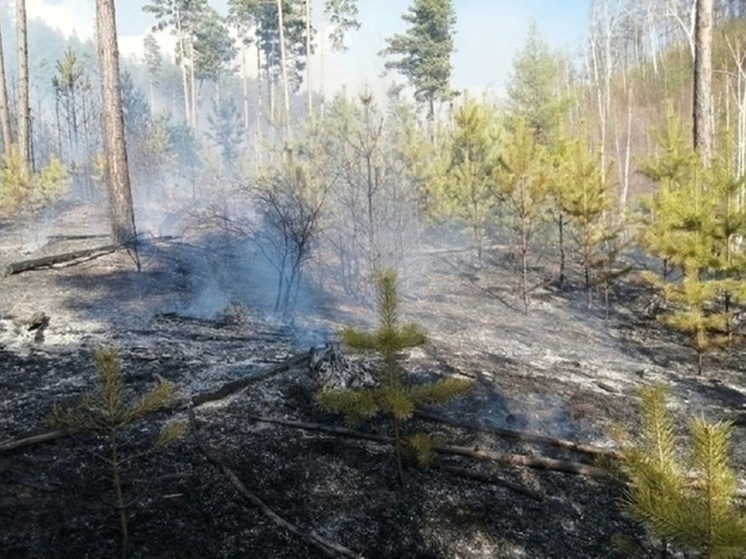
315,268,472,485
47,348,186,558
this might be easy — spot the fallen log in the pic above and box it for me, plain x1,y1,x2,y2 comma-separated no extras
46,234,110,243
438,443,609,477
188,408,362,559
246,414,610,478
190,351,314,407
414,410,621,460
0,429,68,451
0,351,319,453
2,244,121,277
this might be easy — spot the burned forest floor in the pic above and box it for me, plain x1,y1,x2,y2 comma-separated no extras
2,202,746,558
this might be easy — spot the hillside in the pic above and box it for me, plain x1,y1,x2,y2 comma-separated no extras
2,202,746,558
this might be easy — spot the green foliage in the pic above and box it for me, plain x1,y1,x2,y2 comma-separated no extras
553,132,627,309
316,269,472,484
320,92,429,293
432,98,500,263
49,349,176,433
164,115,202,171
381,0,456,119
34,155,69,205
505,22,566,143
0,151,68,216
638,111,746,373
48,348,185,558
229,0,311,91
51,46,93,159
120,71,152,140
143,0,208,34
618,385,746,559
324,0,360,51
406,431,436,464
495,116,551,310
143,33,162,83
194,5,237,83
206,96,245,169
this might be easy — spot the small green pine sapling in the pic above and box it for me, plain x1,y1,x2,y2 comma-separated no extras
615,384,746,559
47,348,186,558
315,268,472,485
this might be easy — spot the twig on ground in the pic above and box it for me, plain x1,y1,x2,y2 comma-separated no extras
414,409,621,459
190,351,314,407
187,408,362,559
246,414,610,478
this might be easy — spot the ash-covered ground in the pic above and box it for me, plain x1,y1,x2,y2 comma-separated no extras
2,201,746,558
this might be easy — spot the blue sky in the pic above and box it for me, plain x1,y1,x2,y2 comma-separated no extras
27,0,591,98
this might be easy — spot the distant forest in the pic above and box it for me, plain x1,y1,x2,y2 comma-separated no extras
2,0,746,373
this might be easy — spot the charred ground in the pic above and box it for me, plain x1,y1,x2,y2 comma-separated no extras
2,204,746,558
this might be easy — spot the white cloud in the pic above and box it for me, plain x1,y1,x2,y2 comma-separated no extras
27,0,93,40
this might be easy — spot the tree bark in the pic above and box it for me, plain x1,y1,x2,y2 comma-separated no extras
0,19,12,157
16,0,30,169
694,0,714,160
95,0,138,246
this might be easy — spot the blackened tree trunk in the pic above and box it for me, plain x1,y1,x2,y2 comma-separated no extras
694,0,714,161
0,19,13,157
16,0,30,169
95,0,138,246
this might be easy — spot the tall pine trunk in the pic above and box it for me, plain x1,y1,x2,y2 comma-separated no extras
175,7,191,127
277,0,291,132
16,0,30,170
96,0,138,249
305,0,313,120
694,0,713,160
0,19,12,157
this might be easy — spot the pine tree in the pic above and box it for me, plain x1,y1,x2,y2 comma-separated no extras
315,269,472,485
193,6,237,88
97,0,138,248
617,384,746,559
381,0,456,122
638,111,743,374
143,0,208,127
324,0,360,51
48,348,185,559
435,98,500,265
495,116,551,312
505,22,566,144
554,133,625,311
143,34,162,110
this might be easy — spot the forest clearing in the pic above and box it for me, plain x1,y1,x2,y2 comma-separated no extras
3,0,746,558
